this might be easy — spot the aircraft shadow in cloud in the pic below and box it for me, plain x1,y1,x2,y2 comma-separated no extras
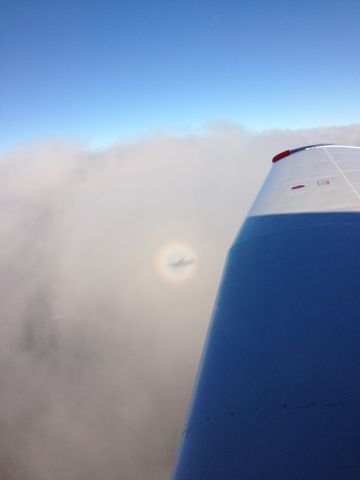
168,257,195,268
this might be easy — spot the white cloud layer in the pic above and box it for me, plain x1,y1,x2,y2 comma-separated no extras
0,123,359,479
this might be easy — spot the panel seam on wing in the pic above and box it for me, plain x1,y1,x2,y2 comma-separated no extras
323,147,360,202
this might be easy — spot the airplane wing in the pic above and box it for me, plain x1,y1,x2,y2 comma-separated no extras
172,145,360,479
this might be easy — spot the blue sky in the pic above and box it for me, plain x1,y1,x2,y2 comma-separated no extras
1,0,359,152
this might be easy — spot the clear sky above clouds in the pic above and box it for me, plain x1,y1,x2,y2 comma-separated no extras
1,0,359,151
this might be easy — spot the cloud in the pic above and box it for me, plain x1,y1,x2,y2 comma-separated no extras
0,123,359,479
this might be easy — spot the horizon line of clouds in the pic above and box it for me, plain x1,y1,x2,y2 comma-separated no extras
2,120,360,158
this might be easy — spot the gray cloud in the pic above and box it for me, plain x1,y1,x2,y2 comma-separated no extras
0,123,359,479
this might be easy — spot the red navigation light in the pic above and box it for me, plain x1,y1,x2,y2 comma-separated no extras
272,150,290,163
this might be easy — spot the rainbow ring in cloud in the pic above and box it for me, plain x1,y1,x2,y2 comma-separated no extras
156,242,197,284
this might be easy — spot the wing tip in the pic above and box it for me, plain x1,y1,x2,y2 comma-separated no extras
272,144,333,163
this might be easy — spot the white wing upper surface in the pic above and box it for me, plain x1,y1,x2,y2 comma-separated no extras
249,145,360,217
